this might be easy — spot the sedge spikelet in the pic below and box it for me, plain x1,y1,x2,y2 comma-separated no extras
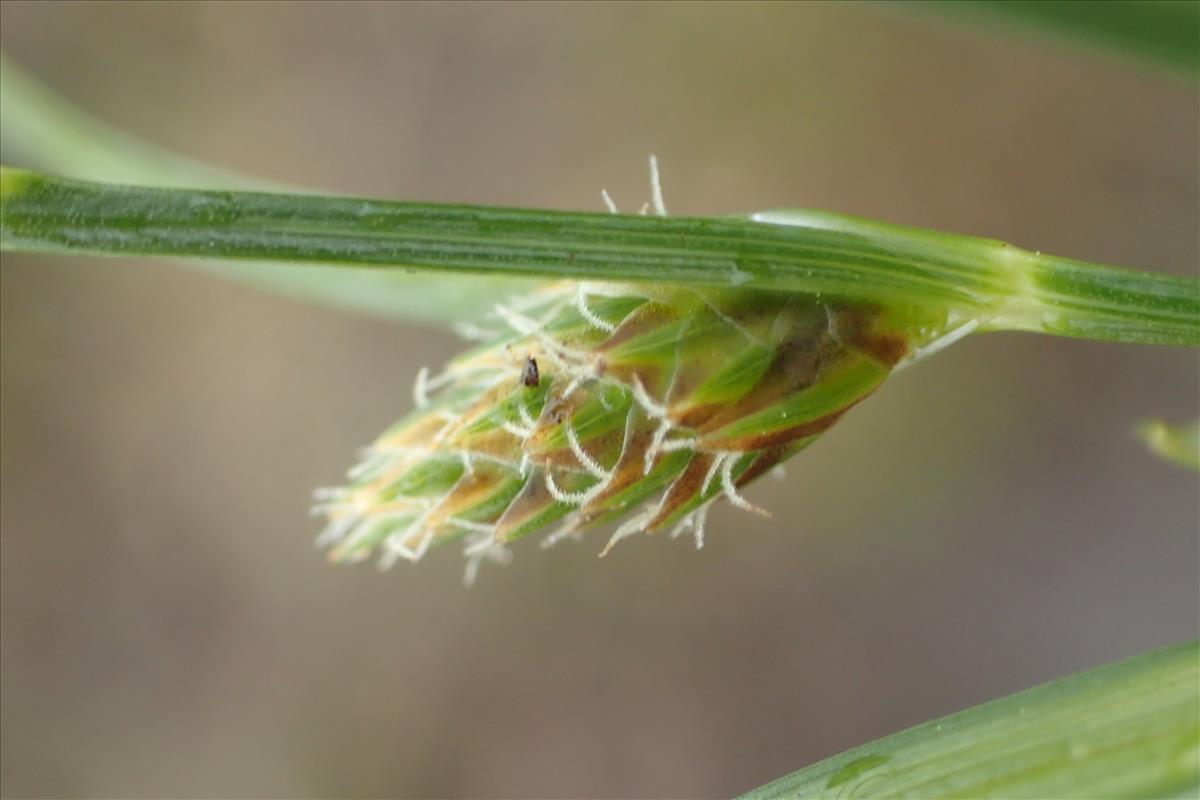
315,279,971,582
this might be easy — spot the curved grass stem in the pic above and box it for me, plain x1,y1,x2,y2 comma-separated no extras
3,167,1197,348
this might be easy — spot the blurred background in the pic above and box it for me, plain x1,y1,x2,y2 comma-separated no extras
1,2,1197,797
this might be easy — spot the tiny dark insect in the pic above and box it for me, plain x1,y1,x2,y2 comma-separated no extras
520,356,539,387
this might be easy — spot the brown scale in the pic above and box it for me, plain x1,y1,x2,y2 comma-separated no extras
732,439,819,487
642,451,717,531
598,300,679,351
686,307,905,451
493,473,554,541
438,379,555,461
596,359,670,407
376,411,461,451
699,408,850,453
440,381,517,430
677,323,831,437
693,310,907,451
424,464,513,525
493,465,591,542
833,306,910,367
641,444,811,535
574,421,661,520
447,426,530,462
533,377,594,427
530,424,626,475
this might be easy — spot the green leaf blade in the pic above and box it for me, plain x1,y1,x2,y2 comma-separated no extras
5,167,1197,347
739,640,1200,799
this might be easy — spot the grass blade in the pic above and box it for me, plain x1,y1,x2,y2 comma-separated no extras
739,640,1200,799
4,168,1197,347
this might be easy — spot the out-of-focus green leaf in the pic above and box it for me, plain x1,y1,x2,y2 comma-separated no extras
927,1,1200,77
0,53,538,325
1139,420,1200,471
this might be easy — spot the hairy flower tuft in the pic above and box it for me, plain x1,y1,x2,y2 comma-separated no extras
314,278,964,583
313,157,976,583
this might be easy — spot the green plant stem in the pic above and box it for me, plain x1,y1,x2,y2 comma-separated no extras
740,640,1200,799
929,1,1200,78
999,249,1200,346
3,167,1197,347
